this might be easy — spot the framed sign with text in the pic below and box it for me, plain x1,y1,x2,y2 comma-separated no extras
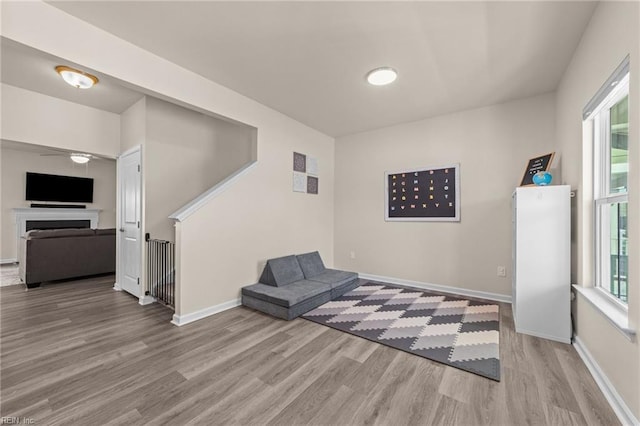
520,152,555,186
385,164,460,222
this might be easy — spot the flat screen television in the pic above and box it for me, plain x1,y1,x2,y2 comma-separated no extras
26,172,94,203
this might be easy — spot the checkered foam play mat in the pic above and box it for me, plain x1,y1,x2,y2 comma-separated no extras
303,282,500,381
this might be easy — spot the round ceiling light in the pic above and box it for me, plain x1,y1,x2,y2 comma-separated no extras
366,67,398,86
55,65,99,89
70,154,91,164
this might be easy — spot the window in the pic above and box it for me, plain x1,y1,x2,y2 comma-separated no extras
589,70,629,304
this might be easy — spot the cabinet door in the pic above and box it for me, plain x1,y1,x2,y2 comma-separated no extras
513,186,571,343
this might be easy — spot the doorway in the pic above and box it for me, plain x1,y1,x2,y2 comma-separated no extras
116,146,142,297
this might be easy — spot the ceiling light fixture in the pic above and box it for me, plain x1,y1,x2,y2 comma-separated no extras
55,65,99,89
70,154,91,164
366,67,398,86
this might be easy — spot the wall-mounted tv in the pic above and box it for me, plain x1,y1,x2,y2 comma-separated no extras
26,172,94,203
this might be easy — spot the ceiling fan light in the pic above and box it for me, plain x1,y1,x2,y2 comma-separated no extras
55,66,99,89
70,154,90,164
366,67,398,86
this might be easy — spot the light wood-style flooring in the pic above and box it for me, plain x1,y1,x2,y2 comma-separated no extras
0,275,619,425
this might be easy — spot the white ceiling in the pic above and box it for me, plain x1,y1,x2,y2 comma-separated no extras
33,2,598,137
0,139,115,162
1,38,143,114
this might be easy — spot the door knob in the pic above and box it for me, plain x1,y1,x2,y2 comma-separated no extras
119,228,125,232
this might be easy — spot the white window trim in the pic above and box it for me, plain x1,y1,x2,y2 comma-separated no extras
594,196,628,304
573,285,635,340
589,72,629,305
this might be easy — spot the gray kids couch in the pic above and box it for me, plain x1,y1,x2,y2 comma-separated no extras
241,251,359,320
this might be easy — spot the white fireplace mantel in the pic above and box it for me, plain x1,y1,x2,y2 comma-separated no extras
13,208,101,258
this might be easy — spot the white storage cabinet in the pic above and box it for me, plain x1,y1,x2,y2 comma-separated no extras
512,185,571,343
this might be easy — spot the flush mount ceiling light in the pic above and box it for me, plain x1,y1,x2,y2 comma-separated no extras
70,153,91,164
55,65,99,89
366,67,398,86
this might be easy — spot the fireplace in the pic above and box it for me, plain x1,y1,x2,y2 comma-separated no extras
12,208,101,262
26,220,91,232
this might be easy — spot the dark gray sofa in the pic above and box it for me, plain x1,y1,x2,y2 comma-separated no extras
19,228,116,288
241,251,359,320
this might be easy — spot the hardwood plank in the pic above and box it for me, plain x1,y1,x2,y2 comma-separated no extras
307,384,366,426
104,409,143,426
0,275,622,425
266,355,363,425
554,346,620,425
186,377,271,425
229,333,356,425
428,394,481,426
503,365,546,425
348,351,420,425
259,328,343,386
381,355,444,425
543,402,586,426
522,333,584,414
342,344,399,394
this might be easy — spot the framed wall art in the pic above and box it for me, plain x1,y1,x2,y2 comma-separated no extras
385,164,460,222
292,151,319,194
520,152,555,186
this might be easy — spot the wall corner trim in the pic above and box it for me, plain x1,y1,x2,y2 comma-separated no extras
171,298,241,326
138,295,156,306
573,335,639,426
358,273,512,303
169,161,258,222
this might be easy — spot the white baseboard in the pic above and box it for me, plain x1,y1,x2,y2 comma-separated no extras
0,258,17,265
171,298,241,326
515,326,571,344
113,283,122,291
138,295,156,305
358,273,512,304
573,336,639,426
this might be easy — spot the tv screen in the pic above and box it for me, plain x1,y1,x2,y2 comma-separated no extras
26,172,94,203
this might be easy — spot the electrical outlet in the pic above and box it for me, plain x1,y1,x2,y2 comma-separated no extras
350,251,356,259
497,266,506,277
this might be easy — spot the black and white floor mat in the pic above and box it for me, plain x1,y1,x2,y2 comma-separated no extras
303,282,501,381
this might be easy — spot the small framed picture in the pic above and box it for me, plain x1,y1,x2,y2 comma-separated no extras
293,172,306,192
293,152,306,173
307,176,318,194
520,152,555,186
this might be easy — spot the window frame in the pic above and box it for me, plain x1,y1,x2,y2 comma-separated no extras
590,73,629,306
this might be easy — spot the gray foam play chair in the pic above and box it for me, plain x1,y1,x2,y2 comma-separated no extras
241,251,359,320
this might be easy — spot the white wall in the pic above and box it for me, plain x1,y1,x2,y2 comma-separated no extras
1,84,120,158
120,97,146,154
334,93,555,298
145,96,254,241
556,1,639,420
119,96,254,243
0,2,336,318
0,143,117,261
0,82,119,263
176,116,334,315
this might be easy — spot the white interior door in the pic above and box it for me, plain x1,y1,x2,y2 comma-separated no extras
118,148,142,297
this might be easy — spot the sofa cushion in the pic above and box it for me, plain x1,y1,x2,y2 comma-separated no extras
296,251,326,279
243,291,333,320
95,228,116,236
259,255,305,287
308,269,358,289
331,277,360,299
27,228,95,239
242,280,331,308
